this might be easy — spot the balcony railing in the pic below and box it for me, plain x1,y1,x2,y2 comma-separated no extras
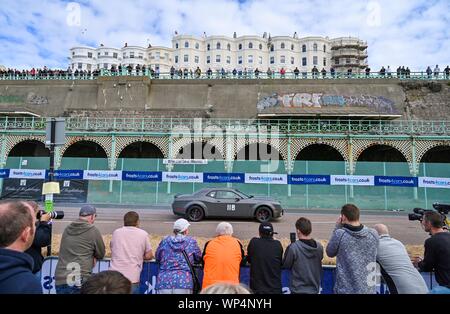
1,117,450,136
1,70,448,81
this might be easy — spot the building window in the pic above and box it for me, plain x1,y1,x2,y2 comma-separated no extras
184,55,189,62
291,57,295,64
113,53,118,58
335,59,340,65
238,43,242,50
207,56,211,64
259,44,262,50
270,56,274,64
227,43,231,51
249,42,253,49
302,44,306,52
175,56,178,63
238,56,242,64
98,52,101,57
280,43,285,49
313,43,318,52
291,44,294,50
103,63,108,69
195,43,199,49
270,45,274,52
323,58,327,66
72,51,75,56
248,55,253,63
138,53,143,59
175,43,179,49
313,56,318,65
155,52,160,60
195,56,199,63
280,56,285,64
216,55,221,62
217,42,221,50
122,52,126,58
87,52,92,58
78,63,82,69
259,56,263,64
302,57,307,66
323,45,326,52
184,41,189,48
346,58,351,64
226,56,231,64
207,44,210,51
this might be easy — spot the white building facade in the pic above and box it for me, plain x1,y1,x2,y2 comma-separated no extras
69,34,368,74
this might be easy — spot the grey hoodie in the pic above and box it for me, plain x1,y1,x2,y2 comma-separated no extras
326,224,379,294
283,239,324,294
55,219,105,286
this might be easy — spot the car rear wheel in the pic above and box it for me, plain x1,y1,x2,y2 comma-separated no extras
186,206,205,222
255,206,272,223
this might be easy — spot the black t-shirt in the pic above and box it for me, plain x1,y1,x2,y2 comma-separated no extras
246,237,283,294
418,232,450,288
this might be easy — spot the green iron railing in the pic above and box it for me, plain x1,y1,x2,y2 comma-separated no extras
1,117,450,136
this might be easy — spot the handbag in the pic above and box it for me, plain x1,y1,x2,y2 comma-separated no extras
181,249,201,294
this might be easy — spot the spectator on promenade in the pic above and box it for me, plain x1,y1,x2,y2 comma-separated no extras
246,222,283,294
444,66,450,79
0,200,42,294
201,282,251,294
202,222,245,289
293,67,300,78
283,217,323,294
267,67,273,78
127,65,132,75
312,66,319,79
434,65,440,78
142,65,146,75
135,64,141,76
195,66,201,79
426,66,432,79
365,66,371,77
243,67,248,78
207,68,212,78
406,67,411,78
387,66,392,77
232,68,237,78
189,68,193,78
330,67,335,78
379,66,386,77
109,211,153,294
321,68,327,78
118,64,122,75
254,68,260,78
221,67,226,79
401,66,406,77
23,201,51,277
155,219,202,294
183,68,188,79
414,211,450,293
374,224,428,294
396,66,401,78
54,205,105,294
80,270,131,294
347,68,353,78
279,67,286,78
326,204,379,294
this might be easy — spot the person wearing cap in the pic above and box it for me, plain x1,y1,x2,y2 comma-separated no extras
283,217,323,294
246,222,283,294
109,211,153,294
202,222,245,289
54,205,105,294
155,218,201,294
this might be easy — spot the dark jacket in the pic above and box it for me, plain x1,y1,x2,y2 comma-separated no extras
247,237,283,294
283,239,323,294
54,220,105,286
418,232,450,288
0,248,42,294
25,222,52,273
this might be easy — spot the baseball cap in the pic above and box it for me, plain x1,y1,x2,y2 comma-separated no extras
79,204,97,217
259,222,277,236
173,218,190,233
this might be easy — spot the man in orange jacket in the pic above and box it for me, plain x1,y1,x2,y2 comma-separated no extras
202,222,245,289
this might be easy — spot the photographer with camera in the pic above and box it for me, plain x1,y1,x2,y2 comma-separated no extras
23,201,52,278
413,211,450,294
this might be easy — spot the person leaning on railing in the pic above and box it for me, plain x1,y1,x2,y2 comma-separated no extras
444,66,450,79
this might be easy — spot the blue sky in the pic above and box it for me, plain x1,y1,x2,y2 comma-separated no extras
0,0,449,71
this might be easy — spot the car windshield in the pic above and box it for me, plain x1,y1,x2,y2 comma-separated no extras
235,189,251,198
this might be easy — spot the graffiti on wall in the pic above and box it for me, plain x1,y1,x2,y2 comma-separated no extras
257,93,397,114
27,93,49,105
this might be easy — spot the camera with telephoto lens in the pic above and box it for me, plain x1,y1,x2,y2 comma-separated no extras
408,203,449,229
36,209,65,220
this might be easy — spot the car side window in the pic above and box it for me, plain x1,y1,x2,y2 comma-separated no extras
216,191,241,199
207,191,216,198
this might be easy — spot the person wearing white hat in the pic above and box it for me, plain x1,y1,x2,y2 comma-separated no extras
155,218,202,294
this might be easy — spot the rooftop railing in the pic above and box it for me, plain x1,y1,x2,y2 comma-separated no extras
0,69,449,81
1,116,450,136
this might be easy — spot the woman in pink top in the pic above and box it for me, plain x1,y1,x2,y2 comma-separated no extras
110,211,153,294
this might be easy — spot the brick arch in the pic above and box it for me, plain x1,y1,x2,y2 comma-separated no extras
353,141,410,163
232,138,288,163
171,138,225,159
290,139,348,162
4,135,47,158
114,137,168,160
56,136,111,168
416,141,450,164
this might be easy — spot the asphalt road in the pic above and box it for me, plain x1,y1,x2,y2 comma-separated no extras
51,206,429,245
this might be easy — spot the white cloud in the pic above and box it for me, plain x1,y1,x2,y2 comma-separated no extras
0,0,448,71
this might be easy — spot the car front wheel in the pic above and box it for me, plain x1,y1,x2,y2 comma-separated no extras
186,206,205,222
255,206,272,223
